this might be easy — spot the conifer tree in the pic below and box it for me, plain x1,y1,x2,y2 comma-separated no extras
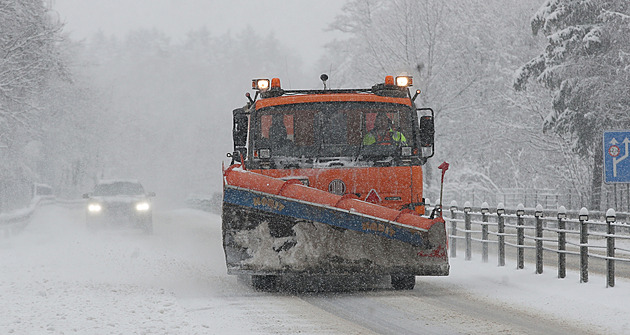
515,0,630,210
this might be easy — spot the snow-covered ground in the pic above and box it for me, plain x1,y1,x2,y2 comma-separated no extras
0,204,628,334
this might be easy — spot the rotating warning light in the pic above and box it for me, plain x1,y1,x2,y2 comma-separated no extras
271,78,281,89
395,76,413,87
252,79,270,91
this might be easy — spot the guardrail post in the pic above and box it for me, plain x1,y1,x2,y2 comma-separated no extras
516,204,525,270
557,206,567,279
497,203,505,267
606,208,616,288
579,207,589,283
449,201,458,258
464,201,472,261
535,204,544,274
481,202,489,263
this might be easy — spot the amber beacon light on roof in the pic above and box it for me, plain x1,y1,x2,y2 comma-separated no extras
252,75,413,91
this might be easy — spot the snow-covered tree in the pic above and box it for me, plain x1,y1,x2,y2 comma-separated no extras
325,0,557,205
0,0,65,143
514,0,630,210
0,0,66,210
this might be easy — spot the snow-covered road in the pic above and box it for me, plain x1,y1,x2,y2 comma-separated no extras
1,204,627,334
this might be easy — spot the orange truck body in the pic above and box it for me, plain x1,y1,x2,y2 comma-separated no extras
251,165,425,215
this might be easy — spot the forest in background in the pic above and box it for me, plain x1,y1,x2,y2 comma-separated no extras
2,0,629,211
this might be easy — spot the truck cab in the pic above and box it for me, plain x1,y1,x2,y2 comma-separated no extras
231,75,435,215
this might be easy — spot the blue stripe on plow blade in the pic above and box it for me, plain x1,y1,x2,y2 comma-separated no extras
223,185,427,247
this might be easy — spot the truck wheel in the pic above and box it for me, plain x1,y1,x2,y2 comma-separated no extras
391,274,415,290
251,275,279,291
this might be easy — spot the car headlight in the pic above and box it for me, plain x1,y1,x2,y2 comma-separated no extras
88,203,102,212
135,202,150,211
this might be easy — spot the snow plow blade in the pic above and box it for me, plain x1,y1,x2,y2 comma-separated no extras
222,165,449,277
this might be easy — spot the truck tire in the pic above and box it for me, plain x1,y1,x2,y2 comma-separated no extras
252,275,279,291
391,274,415,290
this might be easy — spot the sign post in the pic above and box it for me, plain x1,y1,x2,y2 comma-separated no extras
604,131,630,183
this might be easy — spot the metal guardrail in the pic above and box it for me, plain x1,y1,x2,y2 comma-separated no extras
0,196,83,237
444,201,630,288
185,193,222,214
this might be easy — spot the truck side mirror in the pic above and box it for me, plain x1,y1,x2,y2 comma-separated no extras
418,115,434,147
233,108,248,147
232,108,249,162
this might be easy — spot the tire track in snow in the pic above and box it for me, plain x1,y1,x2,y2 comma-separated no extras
300,280,603,335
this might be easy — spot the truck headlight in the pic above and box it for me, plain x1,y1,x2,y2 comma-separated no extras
136,202,150,211
88,203,102,212
401,146,412,156
421,147,432,157
259,148,271,159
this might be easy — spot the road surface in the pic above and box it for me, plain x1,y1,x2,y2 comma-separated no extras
0,204,618,334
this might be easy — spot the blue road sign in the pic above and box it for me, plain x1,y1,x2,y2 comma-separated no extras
604,130,630,183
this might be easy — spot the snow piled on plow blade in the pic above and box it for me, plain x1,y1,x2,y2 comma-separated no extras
223,203,448,276
221,166,449,276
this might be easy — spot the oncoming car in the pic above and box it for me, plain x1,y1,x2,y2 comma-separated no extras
82,180,155,233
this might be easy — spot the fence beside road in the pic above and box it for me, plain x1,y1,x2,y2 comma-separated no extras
0,196,83,237
445,201,630,288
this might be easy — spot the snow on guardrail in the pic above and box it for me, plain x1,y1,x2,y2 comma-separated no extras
0,196,84,237
444,201,630,288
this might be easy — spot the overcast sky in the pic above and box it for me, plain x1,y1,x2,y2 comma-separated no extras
52,0,346,66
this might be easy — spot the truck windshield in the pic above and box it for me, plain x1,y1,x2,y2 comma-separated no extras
254,101,414,163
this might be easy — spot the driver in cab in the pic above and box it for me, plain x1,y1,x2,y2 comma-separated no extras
363,112,406,146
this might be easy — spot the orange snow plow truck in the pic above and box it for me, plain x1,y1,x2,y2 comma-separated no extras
222,74,449,290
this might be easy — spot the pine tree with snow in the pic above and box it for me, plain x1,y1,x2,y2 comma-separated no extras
514,0,630,210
